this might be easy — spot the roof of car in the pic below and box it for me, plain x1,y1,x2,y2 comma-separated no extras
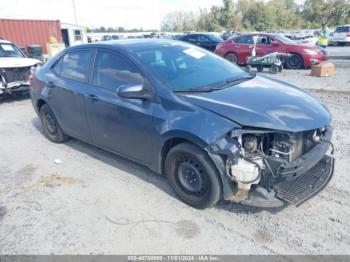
68,39,190,52
235,32,277,36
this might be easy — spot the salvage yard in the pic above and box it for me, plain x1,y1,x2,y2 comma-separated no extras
1,67,350,254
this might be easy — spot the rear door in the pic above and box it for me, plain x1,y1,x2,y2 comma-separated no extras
233,35,254,63
45,49,92,142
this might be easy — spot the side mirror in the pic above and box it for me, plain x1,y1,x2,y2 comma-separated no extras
117,83,152,100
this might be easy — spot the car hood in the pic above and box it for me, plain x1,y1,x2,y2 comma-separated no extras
0,57,40,68
181,76,331,132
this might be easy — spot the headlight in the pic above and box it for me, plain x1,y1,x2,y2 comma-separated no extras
303,49,318,55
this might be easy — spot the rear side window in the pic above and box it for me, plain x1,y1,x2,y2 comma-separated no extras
335,26,350,32
52,58,63,75
236,35,253,44
185,35,198,42
93,50,144,91
198,35,209,42
61,50,91,82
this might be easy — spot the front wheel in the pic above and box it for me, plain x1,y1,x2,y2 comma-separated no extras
165,143,222,209
285,53,303,69
40,104,69,143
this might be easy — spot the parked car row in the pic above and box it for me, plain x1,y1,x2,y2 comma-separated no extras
176,32,328,69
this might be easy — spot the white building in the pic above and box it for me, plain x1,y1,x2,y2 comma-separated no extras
60,23,88,47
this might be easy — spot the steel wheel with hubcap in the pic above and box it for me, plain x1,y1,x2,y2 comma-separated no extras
165,142,221,209
40,104,69,143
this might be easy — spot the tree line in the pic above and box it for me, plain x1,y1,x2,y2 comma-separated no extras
161,0,350,32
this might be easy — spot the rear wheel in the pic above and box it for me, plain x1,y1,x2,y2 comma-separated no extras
40,104,69,143
286,53,303,69
225,53,238,64
165,143,222,209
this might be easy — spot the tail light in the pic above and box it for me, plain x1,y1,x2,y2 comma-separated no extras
346,32,350,36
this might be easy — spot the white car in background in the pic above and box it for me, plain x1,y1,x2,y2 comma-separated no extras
0,39,41,96
332,25,350,46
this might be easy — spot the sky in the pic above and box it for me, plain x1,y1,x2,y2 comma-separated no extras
0,0,222,30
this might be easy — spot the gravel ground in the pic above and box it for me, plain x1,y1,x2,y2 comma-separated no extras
0,70,350,255
269,66,349,92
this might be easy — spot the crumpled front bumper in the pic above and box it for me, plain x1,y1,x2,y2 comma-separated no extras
244,126,334,208
274,155,334,206
0,81,30,95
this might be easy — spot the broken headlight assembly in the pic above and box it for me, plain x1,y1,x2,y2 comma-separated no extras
208,125,334,207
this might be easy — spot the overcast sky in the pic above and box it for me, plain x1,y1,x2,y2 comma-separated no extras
0,0,222,30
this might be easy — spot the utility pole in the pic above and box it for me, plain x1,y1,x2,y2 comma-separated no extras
72,0,78,25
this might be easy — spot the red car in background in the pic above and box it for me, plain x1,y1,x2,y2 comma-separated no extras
215,33,328,69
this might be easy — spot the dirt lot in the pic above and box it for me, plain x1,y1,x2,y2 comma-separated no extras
0,69,350,255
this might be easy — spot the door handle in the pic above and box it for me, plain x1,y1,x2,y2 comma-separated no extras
47,81,55,88
86,94,99,103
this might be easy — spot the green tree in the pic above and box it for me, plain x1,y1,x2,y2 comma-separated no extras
302,0,350,27
220,0,234,28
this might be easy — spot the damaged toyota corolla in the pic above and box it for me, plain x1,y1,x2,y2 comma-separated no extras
30,39,334,209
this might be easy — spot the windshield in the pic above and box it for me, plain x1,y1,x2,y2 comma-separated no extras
0,43,25,58
335,26,350,33
207,34,223,43
274,34,296,45
133,44,251,92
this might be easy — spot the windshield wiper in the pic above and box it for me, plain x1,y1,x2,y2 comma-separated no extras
213,74,256,90
174,73,256,93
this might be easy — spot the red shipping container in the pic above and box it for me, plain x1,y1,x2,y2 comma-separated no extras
0,19,62,54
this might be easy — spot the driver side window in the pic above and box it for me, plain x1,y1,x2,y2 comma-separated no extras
92,50,144,91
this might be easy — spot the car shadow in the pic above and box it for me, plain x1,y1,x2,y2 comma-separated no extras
31,116,285,214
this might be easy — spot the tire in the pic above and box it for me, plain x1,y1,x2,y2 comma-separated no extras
225,53,238,64
257,64,264,72
165,142,222,209
244,64,251,72
285,53,303,69
278,65,283,72
270,64,278,74
39,104,69,143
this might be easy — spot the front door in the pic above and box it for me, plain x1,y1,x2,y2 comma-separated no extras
85,49,155,163
256,35,275,56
